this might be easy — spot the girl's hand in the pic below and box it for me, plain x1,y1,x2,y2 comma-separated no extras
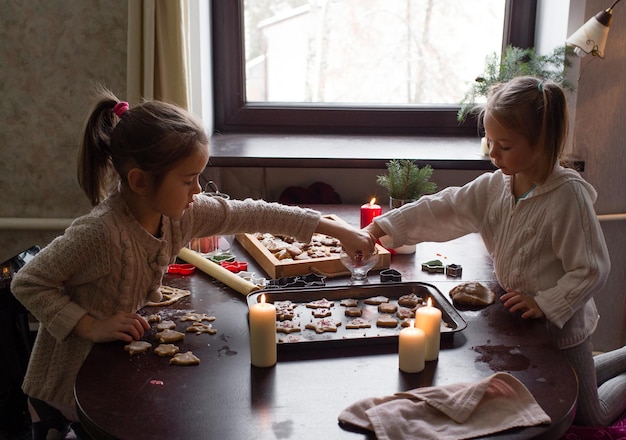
340,229,377,258
500,290,545,319
75,312,150,343
316,217,376,256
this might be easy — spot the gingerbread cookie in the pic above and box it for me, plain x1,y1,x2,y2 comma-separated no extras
344,307,362,317
364,296,389,305
346,318,371,329
170,351,200,366
124,340,152,355
376,314,398,328
156,320,176,332
396,307,415,320
146,314,161,323
306,298,334,309
340,298,359,308
154,343,180,357
278,334,303,343
180,312,216,323
156,329,185,343
398,293,422,308
185,323,217,335
378,302,398,314
312,308,332,318
305,317,341,334
146,285,191,307
275,300,296,320
276,320,301,334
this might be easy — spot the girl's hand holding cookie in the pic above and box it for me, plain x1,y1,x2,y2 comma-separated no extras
500,290,544,320
316,217,375,257
342,229,376,258
75,312,150,343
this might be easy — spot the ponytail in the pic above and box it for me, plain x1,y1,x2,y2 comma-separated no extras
77,87,122,206
538,81,568,177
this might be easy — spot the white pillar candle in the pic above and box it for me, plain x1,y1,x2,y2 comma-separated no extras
415,297,442,361
249,294,277,367
480,136,489,155
398,320,425,373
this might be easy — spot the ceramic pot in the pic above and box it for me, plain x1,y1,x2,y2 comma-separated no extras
389,197,417,254
389,197,415,209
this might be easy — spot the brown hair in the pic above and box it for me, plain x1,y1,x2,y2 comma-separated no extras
478,76,568,183
77,87,208,205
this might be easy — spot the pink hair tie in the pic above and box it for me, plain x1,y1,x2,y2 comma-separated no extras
113,101,129,118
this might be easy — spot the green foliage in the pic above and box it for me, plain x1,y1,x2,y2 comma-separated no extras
457,45,575,122
376,159,436,201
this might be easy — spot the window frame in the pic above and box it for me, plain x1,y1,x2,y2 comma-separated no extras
212,0,536,136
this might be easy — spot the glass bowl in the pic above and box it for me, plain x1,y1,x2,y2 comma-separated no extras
339,248,379,284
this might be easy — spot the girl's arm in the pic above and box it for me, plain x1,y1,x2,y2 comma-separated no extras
11,219,112,342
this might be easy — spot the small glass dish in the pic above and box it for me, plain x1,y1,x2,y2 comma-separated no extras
339,248,379,284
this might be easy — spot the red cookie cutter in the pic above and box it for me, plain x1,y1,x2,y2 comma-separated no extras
220,261,248,273
167,263,196,275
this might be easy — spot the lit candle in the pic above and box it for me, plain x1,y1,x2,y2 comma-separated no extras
360,198,382,228
415,297,442,361
249,294,277,367
399,320,426,373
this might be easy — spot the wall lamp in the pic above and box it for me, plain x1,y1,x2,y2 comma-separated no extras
566,0,622,58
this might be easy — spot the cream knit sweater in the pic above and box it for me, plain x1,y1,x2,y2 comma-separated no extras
11,191,320,406
375,165,610,350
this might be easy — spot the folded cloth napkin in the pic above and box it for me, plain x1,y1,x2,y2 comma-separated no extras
338,372,551,440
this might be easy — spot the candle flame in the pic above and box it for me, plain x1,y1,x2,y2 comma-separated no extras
369,197,377,205
427,297,433,307
410,319,415,328
260,294,266,304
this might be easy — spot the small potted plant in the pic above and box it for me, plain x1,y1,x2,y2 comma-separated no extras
376,159,437,209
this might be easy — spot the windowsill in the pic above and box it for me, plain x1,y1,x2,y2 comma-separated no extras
209,133,496,170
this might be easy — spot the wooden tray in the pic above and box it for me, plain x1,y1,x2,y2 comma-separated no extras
235,214,390,278
246,282,466,350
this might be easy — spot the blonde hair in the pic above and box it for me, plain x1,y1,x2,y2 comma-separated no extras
478,76,568,183
77,87,208,206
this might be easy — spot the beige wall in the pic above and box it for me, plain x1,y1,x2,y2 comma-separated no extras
0,1,127,262
1,1,624,351
572,0,626,352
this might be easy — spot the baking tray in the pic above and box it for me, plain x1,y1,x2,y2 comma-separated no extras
246,282,466,350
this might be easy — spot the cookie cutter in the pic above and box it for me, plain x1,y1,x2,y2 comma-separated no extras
167,263,196,275
421,259,445,274
446,264,463,278
266,273,327,289
209,254,236,264
380,268,402,282
237,271,267,287
299,273,327,286
220,260,248,273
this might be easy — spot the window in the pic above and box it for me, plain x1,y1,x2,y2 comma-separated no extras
212,0,536,136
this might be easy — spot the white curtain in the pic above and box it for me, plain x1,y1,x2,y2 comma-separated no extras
127,0,190,109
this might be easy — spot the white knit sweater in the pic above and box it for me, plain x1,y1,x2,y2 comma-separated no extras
375,165,610,349
11,191,320,406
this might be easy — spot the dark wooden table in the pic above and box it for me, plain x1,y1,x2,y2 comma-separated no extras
75,205,576,440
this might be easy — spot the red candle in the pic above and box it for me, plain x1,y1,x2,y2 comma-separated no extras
360,198,382,228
